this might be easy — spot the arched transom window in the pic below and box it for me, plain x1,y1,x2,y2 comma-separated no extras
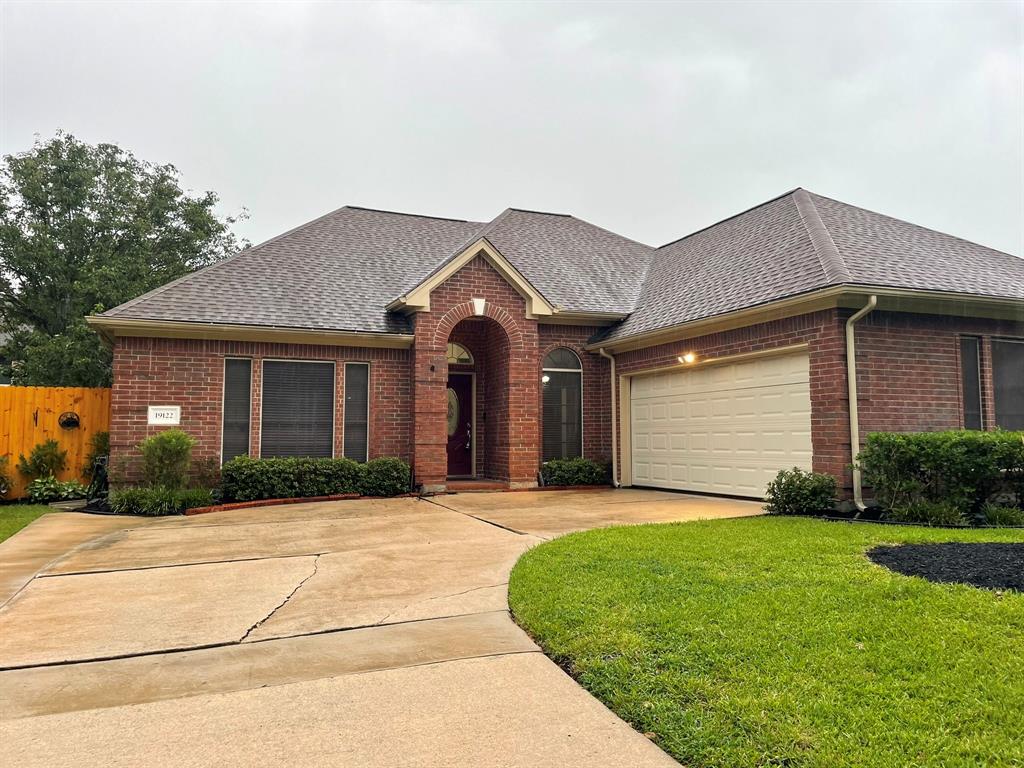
446,342,474,365
542,348,583,461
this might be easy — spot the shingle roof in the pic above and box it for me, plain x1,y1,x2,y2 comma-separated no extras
103,207,483,334
102,190,1023,341
600,189,1024,341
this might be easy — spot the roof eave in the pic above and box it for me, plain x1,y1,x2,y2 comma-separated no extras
588,286,1024,353
86,316,415,349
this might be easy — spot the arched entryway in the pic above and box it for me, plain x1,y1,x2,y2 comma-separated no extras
445,316,511,481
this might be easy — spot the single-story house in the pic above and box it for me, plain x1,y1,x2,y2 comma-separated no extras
89,188,1024,500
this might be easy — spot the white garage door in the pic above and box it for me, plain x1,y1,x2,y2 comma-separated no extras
630,352,812,498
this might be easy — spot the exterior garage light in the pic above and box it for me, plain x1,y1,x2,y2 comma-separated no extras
679,352,697,364
541,374,550,383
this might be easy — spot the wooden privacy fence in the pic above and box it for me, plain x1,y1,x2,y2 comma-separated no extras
0,387,111,499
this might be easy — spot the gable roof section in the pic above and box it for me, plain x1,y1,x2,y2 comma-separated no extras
100,206,483,335
600,188,1024,342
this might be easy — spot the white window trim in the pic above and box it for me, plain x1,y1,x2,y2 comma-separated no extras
220,357,253,463
542,348,585,461
258,359,337,459
343,361,371,463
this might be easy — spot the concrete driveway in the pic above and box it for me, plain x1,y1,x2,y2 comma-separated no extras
0,488,760,767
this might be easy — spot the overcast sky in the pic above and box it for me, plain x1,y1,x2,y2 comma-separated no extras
2,1,1021,255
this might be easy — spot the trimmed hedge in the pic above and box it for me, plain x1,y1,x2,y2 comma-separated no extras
541,457,609,486
109,487,214,516
764,468,838,516
857,430,1024,524
220,456,410,502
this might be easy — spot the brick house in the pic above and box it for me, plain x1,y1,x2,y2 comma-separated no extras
89,189,1024,502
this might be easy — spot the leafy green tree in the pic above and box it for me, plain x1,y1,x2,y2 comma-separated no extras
0,132,244,386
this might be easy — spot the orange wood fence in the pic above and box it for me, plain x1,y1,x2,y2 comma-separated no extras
0,387,111,500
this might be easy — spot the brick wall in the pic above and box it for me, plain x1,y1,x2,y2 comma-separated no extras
110,336,411,482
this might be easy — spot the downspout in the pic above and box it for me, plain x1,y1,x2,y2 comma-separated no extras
598,348,620,487
846,295,877,511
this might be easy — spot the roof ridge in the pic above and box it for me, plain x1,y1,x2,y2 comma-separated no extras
792,189,852,284
805,191,1022,261
656,188,801,251
345,205,474,224
507,207,572,218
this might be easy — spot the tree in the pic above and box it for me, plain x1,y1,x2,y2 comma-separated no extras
0,132,244,386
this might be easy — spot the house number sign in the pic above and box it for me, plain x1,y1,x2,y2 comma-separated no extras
147,405,181,426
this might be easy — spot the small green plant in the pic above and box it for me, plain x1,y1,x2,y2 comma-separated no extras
541,457,609,486
83,431,110,478
139,429,196,490
109,486,213,516
887,500,968,527
17,439,68,480
0,456,11,498
764,468,839,516
26,476,89,504
981,503,1024,527
360,457,411,497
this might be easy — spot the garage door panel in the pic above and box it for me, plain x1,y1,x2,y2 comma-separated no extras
630,353,812,498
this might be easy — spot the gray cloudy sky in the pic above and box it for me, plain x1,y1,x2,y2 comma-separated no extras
2,1,1022,254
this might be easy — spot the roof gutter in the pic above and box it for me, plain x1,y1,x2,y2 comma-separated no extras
846,295,877,512
598,348,619,487
85,316,416,349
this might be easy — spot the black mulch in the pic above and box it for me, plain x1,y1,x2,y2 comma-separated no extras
868,543,1024,591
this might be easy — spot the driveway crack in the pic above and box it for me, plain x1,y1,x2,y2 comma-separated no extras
375,582,507,627
239,555,321,642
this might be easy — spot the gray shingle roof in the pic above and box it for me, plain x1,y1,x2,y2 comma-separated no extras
103,207,483,334
601,189,1024,341
102,190,1023,342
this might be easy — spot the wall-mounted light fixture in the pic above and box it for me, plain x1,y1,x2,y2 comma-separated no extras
541,374,550,383
678,352,697,364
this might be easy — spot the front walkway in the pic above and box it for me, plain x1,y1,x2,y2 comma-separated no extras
0,489,760,767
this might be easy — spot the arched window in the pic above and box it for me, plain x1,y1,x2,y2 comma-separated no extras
447,342,474,365
542,348,583,461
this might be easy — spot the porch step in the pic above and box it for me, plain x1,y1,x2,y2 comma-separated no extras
446,480,510,492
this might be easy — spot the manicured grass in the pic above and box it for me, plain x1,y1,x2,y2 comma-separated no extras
509,517,1024,768
0,505,50,544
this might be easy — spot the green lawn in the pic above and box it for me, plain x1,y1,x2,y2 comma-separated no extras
0,505,50,544
509,517,1024,768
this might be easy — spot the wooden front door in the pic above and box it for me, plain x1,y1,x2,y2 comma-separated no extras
446,373,473,477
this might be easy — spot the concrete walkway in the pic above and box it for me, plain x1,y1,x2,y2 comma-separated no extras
0,489,760,767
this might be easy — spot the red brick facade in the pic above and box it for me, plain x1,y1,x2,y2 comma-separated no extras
108,255,1024,495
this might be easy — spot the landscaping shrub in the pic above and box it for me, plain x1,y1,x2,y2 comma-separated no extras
139,429,195,490
887,500,968,527
541,457,608,486
360,457,411,497
219,456,410,502
17,439,68,479
109,487,214,516
0,456,11,498
83,431,110,478
764,467,838,516
26,476,89,504
982,503,1024,527
190,455,222,490
857,431,1024,519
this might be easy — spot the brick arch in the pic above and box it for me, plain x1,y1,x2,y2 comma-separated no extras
433,300,525,351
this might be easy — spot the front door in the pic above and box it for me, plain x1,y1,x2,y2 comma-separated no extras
446,373,473,477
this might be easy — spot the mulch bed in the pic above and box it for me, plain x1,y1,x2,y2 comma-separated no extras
868,543,1024,591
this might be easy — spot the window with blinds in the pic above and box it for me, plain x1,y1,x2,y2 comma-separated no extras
222,358,252,462
344,363,369,462
542,348,583,461
260,361,335,458
993,339,1024,430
